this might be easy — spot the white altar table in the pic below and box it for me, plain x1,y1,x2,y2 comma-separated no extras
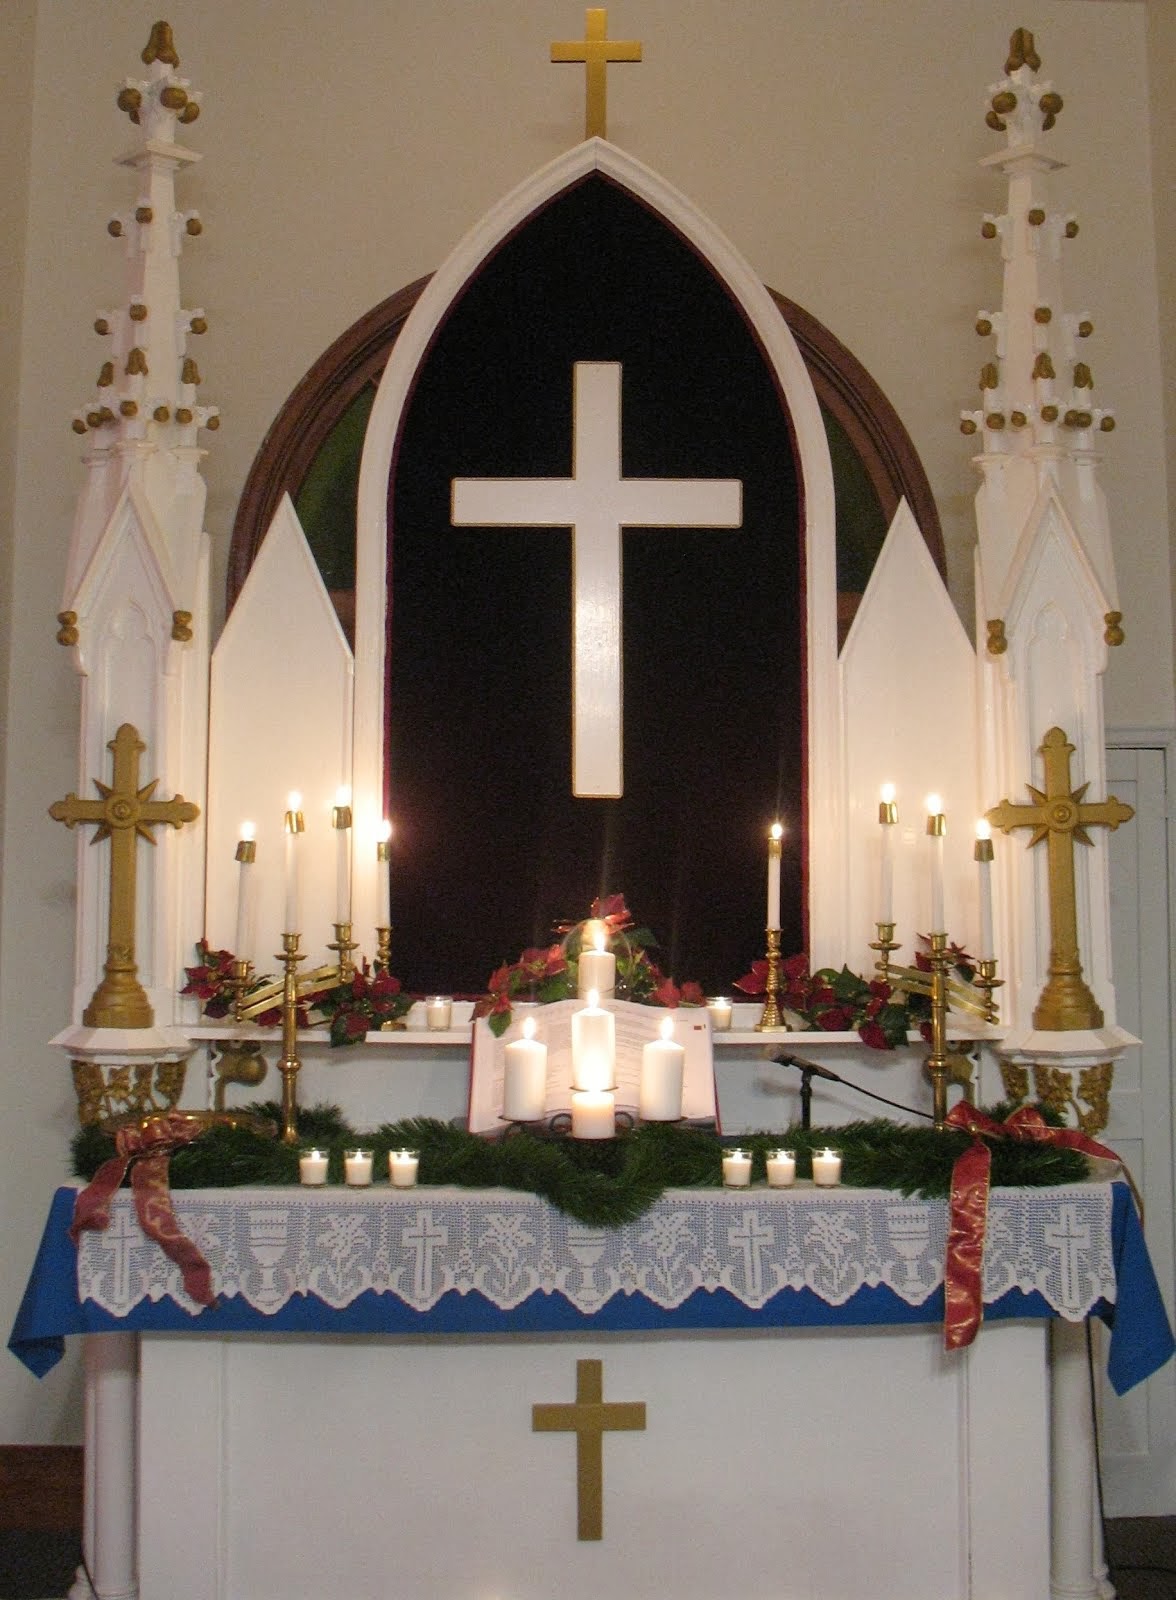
9,1180,1173,1600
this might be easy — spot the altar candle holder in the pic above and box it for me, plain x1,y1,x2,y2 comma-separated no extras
328,921,359,985
869,922,900,987
925,930,951,1131
755,927,786,1031
277,931,305,1145
231,956,255,1024
375,925,392,974
974,957,1003,1026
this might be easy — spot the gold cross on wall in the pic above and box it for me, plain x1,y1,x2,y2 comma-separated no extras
551,8,642,141
532,1357,646,1539
49,723,200,1029
986,726,1133,1031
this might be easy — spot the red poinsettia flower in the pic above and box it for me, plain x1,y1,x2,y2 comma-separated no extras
781,952,810,983
591,893,633,934
859,1020,889,1050
678,980,706,1007
371,972,402,1000
651,977,681,1008
817,1004,854,1032
734,959,769,996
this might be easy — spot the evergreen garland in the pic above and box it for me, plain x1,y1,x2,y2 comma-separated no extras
70,1103,1090,1227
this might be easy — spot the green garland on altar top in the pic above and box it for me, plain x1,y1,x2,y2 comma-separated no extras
71,1104,1089,1228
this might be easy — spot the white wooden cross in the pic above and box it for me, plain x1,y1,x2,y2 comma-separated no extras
451,361,743,796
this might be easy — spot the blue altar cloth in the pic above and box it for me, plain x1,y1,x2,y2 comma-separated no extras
10,1181,1172,1395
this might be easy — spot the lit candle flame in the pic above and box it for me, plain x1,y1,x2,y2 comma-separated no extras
660,1015,674,1040
522,1015,537,1041
880,782,896,805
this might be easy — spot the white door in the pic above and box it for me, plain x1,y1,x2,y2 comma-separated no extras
1100,741,1176,1514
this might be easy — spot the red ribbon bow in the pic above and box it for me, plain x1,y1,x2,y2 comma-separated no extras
70,1112,216,1308
942,1102,1118,1350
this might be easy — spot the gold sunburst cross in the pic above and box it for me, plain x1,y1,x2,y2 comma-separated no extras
50,723,200,1029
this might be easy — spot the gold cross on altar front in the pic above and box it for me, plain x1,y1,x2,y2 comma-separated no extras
49,723,200,1029
532,1358,646,1540
551,8,642,140
986,726,1133,1032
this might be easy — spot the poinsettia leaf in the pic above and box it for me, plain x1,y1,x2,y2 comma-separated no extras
537,975,572,1004
829,965,868,1002
488,1008,512,1038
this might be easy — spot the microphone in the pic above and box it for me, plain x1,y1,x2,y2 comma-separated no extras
767,1051,841,1083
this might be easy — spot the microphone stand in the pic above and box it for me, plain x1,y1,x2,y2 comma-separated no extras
769,1052,934,1124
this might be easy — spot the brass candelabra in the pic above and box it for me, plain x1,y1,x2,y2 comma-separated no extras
754,928,786,1031
278,932,304,1144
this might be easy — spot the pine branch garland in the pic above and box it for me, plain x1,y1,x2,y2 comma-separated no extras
69,1104,1091,1226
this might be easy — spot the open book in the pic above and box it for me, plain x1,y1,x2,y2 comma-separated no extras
467,997,718,1134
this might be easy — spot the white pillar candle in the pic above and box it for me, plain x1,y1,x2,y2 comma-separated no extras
570,991,615,1091
577,927,616,999
766,1149,796,1188
812,1148,842,1187
975,820,995,959
299,1148,328,1186
706,996,733,1032
332,786,352,925
504,1015,548,1122
722,1148,752,1188
639,1016,685,1122
766,822,783,928
426,996,453,1031
925,794,946,934
388,1149,419,1188
343,1149,373,1187
878,783,897,924
571,1088,615,1140
283,792,304,934
376,820,392,926
234,823,257,961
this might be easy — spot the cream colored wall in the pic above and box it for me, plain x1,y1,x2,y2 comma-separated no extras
1,0,1170,1443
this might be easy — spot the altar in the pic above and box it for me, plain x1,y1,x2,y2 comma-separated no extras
10,1178,1173,1600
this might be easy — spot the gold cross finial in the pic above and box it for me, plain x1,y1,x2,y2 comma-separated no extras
532,1358,646,1539
551,8,642,141
986,727,1133,1031
50,723,200,1029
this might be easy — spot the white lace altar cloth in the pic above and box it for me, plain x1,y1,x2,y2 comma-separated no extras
74,1183,1117,1323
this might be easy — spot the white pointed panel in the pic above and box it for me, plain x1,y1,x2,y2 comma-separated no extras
990,492,1117,1038
64,489,181,1024
208,496,353,973
840,502,980,976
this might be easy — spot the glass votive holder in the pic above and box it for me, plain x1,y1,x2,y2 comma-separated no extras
299,1148,329,1186
706,996,733,1032
766,1148,796,1188
721,1147,752,1188
343,1148,373,1187
388,1148,420,1188
426,995,453,1031
811,1148,842,1187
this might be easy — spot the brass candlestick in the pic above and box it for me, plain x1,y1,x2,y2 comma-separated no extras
974,957,1003,1025
329,921,358,984
755,928,787,1031
925,931,951,1130
231,957,254,1023
277,932,305,1144
869,922,899,986
375,925,392,974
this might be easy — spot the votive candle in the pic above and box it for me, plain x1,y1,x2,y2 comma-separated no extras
503,1014,548,1122
299,1148,328,1186
426,996,453,1031
766,1149,796,1188
707,996,733,1032
722,1148,752,1188
812,1148,842,1187
343,1148,373,1187
388,1149,419,1188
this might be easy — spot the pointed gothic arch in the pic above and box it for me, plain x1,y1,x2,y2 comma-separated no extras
228,141,945,978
